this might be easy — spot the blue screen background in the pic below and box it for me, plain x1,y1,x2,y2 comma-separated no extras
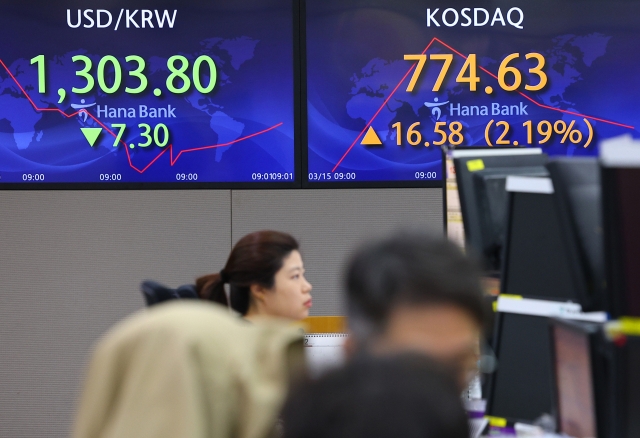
0,1,295,185
305,0,640,184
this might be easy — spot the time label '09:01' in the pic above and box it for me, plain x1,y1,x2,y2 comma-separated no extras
252,172,294,181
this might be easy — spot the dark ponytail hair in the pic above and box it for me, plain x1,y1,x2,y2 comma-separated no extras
196,230,300,315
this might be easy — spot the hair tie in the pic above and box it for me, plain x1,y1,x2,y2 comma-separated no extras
219,269,229,284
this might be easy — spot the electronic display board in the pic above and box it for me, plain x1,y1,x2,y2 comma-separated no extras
303,0,639,186
0,0,298,188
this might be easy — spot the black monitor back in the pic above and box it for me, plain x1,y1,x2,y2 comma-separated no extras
602,333,640,438
501,180,581,302
485,312,554,423
453,150,547,273
602,165,640,317
547,158,605,311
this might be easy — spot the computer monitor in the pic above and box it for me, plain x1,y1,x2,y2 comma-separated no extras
601,139,640,317
550,319,606,438
501,176,581,302
0,0,299,188
453,148,547,273
303,0,638,187
485,312,554,423
547,158,605,311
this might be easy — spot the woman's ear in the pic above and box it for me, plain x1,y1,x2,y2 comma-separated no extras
249,283,269,303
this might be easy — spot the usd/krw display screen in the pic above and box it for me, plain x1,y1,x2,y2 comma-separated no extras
304,0,639,186
0,0,297,187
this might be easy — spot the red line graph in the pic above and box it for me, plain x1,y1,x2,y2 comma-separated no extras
332,37,635,172
0,59,282,174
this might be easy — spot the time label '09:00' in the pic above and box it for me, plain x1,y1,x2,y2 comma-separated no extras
22,173,45,181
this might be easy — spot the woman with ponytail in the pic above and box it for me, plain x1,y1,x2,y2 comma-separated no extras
196,230,313,321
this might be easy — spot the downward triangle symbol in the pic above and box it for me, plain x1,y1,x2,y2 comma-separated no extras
361,126,382,146
81,127,102,147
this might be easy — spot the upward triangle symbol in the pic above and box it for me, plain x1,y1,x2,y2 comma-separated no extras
361,126,382,146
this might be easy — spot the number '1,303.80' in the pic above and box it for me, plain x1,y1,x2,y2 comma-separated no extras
30,54,218,96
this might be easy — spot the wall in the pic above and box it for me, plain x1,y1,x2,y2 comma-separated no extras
0,188,442,437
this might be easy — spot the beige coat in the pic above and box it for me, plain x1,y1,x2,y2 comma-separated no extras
72,301,304,438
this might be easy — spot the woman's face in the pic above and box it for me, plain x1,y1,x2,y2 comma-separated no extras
259,250,313,320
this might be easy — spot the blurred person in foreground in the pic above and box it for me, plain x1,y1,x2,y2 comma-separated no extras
281,353,469,438
344,231,487,386
72,301,305,438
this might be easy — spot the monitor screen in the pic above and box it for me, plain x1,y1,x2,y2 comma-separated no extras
0,0,297,188
486,313,554,423
303,0,639,186
552,323,597,438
